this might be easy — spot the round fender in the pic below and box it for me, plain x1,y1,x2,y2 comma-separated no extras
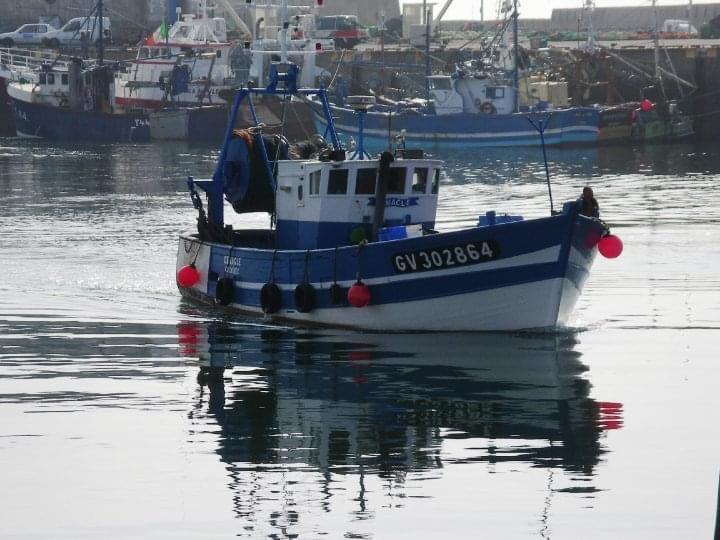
294,282,316,313
480,101,497,115
329,283,344,305
215,277,235,306
347,281,371,308
260,282,282,314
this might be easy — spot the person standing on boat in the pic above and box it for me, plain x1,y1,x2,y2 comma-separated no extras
80,32,89,60
580,186,600,218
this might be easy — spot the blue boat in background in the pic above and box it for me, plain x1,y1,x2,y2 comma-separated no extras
314,0,598,148
313,72,599,148
316,95,599,147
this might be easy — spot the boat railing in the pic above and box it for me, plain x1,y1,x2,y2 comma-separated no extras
0,47,73,78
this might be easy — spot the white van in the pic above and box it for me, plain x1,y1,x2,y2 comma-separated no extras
42,16,112,48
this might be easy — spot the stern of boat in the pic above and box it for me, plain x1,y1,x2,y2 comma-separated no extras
176,234,212,301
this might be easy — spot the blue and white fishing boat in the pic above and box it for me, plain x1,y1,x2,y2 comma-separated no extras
314,78,600,147
312,0,598,148
176,55,621,331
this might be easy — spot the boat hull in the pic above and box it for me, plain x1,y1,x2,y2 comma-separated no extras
315,103,600,147
176,203,605,331
11,98,151,142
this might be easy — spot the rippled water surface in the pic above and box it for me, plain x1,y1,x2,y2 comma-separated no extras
1,139,718,539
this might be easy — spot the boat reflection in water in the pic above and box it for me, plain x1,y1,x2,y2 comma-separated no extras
178,321,623,527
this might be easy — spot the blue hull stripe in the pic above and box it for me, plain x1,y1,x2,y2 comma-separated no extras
314,104,600,147
210,215,569,284
190,205,604,310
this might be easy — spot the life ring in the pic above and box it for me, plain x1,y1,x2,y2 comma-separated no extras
260,282,282,314
479,101,496,115
294,282,316,313
329,283,344,305
215,277,235,306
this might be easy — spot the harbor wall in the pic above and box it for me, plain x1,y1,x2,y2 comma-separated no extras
551,4,720,33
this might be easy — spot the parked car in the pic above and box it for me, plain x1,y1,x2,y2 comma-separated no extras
315,15,368,49
0,23,57,47
41,16,112,49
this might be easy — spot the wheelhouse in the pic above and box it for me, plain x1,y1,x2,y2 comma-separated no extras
275,157,442,249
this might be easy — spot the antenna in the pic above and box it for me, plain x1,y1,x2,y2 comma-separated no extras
346,95,375,160
526,115,555,215
583,0,596,52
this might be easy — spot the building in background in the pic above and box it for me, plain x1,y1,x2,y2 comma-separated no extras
222,0,400,28
551,3,720,32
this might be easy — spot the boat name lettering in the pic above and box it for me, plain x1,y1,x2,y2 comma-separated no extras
368,197,419,208
223,255,242,274
392,241,500,274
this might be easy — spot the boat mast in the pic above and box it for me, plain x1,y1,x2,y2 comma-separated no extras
652,0,666,99
584,0,596,52
424,0,431,101
280,0,289,63
512,0,519,112
97,0,104,65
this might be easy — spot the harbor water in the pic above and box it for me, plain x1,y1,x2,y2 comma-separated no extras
1,139,718,538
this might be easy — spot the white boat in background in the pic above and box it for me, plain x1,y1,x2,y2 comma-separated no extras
112,0,324,142
113,8,238,113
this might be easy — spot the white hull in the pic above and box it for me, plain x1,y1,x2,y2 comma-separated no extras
228,278,572,331
149,109,189,140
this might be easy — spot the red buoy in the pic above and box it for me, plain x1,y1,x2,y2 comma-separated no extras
177,264,200,287
598,234,623,259
640,99,653,112
347,281,371,308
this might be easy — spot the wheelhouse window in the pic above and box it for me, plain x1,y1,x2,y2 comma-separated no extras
328,169,349,194
309,170,321,195
429,77,452,91
47,73,55,85
431,169,440,194
61,74,68,85
386,167,406,194
486,87,505,99
39,73,47,85
411,168,429,193
355,168,377,194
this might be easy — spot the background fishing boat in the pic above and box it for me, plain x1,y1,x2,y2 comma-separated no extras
5,1,150,142
313,0,599,148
